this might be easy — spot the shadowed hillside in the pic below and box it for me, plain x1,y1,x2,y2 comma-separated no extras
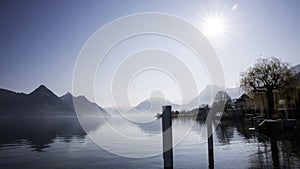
0,85,108,116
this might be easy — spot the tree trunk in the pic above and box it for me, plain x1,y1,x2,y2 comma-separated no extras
267,90,275,119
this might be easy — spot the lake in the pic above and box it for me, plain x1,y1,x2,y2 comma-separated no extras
0,116,299,169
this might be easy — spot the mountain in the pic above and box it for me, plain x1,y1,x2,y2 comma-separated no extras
187,85,222,108
131,85,244,112
130,85,244,112
27,85,72,114
0,85,70,115
134,97,182,112
59,92,109,116
65,94,109,116
187,85,243,109
0,89,27,114
0,85,108,116
292,64,300,74
61,92,74,107
225,87,243,99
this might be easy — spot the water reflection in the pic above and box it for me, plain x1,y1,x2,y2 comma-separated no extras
248,131,300,169
0,116,299,168
0,117,100,151
214,121,234,145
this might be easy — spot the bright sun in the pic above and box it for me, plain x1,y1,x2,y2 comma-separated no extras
200,14,228,39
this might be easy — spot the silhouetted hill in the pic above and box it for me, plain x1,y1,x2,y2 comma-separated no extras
29,85,57,97
66,94,109,116
0,89,27,114
28,85,72,114
0,85,108,116
61,92,74,108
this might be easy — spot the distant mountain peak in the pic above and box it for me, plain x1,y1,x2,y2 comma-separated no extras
134,97,181,112
34,85,49,92
37,84,47,90
29,85,58,98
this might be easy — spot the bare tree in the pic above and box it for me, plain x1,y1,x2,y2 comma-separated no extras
214,91,231,103
240,57,295,119
211,91,231,113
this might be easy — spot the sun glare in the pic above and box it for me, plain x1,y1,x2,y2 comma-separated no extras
200,13,229,40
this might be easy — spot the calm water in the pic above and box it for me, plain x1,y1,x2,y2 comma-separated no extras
0,116,299,169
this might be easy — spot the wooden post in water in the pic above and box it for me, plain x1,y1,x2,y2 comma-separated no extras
162,106,173,169
206,108,214,169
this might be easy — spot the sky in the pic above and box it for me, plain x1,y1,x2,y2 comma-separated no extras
1,0,300,107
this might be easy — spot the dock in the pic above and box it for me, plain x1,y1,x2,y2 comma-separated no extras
257,119,298,132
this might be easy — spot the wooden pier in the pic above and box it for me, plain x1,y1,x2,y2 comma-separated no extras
257,119,298,132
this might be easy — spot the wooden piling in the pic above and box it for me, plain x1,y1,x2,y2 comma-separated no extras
162,106,173,169
207,109,214,169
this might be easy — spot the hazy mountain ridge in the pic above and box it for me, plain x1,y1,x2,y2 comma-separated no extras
292,64,300,74
2,67,298,115
0,85,107,116
225,87,244,99
186,85,243,109
133,86,243,112
188,85,222,107
134,97,182,112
